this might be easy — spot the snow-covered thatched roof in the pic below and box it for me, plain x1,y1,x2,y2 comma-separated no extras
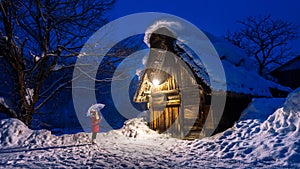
143,20,291,97
271,55,300,73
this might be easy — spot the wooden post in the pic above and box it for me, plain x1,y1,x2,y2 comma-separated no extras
179,104,184,139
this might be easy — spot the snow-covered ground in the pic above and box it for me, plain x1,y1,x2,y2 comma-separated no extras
1,88,300,168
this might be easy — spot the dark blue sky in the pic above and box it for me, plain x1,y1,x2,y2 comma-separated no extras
111,0,300,55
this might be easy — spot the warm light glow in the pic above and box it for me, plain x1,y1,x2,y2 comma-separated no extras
152,79,160,86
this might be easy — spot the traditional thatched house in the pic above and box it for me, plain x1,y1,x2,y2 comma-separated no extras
134,21,291,140
270,55,300,90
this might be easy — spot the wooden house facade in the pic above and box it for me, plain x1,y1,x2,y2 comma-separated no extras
134,26,289,140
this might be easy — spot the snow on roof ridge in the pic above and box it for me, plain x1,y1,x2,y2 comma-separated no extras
144,20,183,47
143,20,291,97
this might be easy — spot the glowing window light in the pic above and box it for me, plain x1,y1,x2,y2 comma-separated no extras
152,79,160,86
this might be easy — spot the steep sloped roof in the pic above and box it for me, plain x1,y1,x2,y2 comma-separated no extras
271,55,300,73
143,20,291,97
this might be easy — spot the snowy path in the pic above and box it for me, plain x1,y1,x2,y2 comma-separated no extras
0,136,252,168
0,144,108,168
0,131,298,168
0,119,254,168
0,122,294,168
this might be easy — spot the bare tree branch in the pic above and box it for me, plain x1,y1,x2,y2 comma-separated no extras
225,15,298,76
0,0,115,125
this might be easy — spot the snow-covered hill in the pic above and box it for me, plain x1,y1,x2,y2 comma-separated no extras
0,89,299,168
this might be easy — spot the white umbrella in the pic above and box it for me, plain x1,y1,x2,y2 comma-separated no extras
86,103,105,117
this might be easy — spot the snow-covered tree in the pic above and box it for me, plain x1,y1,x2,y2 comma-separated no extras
0,0,115,126
225,15,297,76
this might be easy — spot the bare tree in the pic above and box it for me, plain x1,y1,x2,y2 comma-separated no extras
0,0,115,125
225,15,297,76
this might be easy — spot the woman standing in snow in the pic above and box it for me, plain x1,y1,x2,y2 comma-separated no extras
90,109,101,144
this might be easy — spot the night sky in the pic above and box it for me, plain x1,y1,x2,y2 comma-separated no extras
111,0,300,55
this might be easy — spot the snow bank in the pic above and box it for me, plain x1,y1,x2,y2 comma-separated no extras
119,118,160,138
0,118,34,147
0,117,168,149
283,87,300,112
250,88,300,165
0,118,90,148
99,118,168,140
170,88,300,168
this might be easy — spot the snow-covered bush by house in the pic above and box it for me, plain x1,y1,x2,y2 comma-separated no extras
119,118,159,138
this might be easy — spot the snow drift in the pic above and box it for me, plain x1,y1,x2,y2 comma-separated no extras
170,88,300,168
0,117,167,149
0,118,90,149
118,118,161,138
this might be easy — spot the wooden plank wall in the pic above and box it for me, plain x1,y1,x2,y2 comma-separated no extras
147,51,210,139
148,73,208,139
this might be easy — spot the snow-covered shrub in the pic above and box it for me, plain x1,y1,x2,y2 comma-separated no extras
120,118,158,138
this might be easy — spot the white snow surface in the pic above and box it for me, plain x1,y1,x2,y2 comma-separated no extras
1,88,300,168
171,89,300,168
